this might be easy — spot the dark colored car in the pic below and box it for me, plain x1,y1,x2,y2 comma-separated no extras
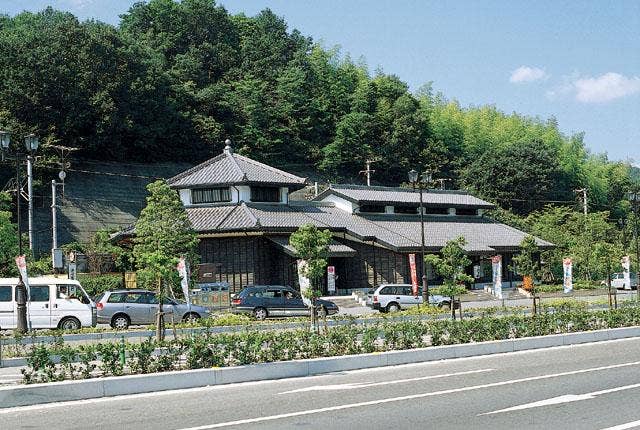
230,285,339,320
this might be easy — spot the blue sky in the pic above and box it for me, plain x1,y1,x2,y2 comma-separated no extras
2,0,639,163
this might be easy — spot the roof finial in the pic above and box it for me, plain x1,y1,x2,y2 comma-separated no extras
223,138,233,155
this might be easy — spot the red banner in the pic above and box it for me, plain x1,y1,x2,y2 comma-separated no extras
409,254,418,295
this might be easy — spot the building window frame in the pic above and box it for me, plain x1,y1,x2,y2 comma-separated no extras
250,186,281,203
191,187,231,204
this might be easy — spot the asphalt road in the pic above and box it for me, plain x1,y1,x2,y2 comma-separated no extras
3,337,640,429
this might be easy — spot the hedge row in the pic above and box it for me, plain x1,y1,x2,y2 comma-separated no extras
22,306,640,384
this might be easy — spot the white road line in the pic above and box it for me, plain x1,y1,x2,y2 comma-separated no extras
175,360,640,430
600,420,640,430
480,382,640,415
279,368,494,394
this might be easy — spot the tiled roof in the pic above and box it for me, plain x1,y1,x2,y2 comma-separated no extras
167,151,307,189
316,184,495,209
182,202,551,253
267,235,357,257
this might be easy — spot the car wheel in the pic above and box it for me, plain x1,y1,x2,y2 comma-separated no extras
253,307,268,320
111,314,130,330
386,302,400,312
317,306,328,318
182,312,201,323
439,301,451,309
58,317,81,330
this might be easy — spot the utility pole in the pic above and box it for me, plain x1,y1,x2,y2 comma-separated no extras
575,188,588,215
27,154,34,254
359,160,376,186
51,180,58,250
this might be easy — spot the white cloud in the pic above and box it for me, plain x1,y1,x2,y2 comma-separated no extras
510,66,549,83
573,73,640,103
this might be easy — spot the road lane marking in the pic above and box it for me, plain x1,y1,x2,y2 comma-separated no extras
480,382,640,415
176,360,640,429
279,368,494,394
600,420,640,430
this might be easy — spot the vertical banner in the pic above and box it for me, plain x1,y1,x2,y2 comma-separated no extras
491,255,502,299
563,258,573,293
409,254,419,296
177,257,191,306
15,255,31,298
327,266,336,293
622,256,631,289
297,260,312,307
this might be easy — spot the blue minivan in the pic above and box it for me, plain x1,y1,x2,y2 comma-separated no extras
231,285,339,320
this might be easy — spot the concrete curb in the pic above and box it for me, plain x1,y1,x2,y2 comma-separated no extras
2,325,640,409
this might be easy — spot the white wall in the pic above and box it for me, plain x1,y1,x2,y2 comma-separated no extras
178,189,190,206
321,194,356,213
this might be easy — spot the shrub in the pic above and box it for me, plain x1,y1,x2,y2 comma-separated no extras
77,274,124,297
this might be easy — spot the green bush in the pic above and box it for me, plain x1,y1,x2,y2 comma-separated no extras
77,274,123,297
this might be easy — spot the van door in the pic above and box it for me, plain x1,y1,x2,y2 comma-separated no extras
27,284,52,328
0,284,15,329
52,283,90,328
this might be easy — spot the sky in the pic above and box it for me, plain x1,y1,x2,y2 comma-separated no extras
1,0,639,164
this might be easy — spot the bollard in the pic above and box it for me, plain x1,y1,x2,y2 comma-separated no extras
119,336,126,367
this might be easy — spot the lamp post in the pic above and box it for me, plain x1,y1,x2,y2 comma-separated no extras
409,169,431,305
1,130,39,332
628,189,640,301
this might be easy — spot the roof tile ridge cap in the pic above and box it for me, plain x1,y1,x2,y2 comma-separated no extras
167,153,225,184
226,152,247,181
215,203,244,230
233,153,306,182
240,201,260,227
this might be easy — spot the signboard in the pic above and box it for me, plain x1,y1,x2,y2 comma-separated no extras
491,255,502,299
622,256,631,289
563,258,573,293
409,254,419,296
68,262,77,280
297,260,312,307
177,257,191,306
327,266,336,293
52,248,63,269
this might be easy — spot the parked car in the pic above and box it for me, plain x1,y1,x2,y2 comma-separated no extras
0,277,96,330
95,290,210,329
366,284,450,312
230,285,339,320
601,273,639,290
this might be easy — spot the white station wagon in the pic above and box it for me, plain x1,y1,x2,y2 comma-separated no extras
0,278,97,330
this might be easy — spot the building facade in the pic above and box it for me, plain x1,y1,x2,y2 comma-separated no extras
164,143,552,294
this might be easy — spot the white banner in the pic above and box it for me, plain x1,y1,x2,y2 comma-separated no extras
327,266,336,293
297,260,312,307
622,256,631,289
15,255,31,298
491,255,502,299
563,258,573,293
177,257,191,306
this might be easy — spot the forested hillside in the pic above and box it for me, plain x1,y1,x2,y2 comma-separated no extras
0,0,636,217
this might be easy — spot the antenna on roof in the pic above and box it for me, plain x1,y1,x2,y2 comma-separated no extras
359,159,377,187
223,138,233,155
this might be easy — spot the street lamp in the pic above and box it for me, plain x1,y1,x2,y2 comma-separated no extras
0,130,39,333
408,169,430,305
628,189,640,301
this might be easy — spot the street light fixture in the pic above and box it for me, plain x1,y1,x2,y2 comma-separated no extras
0,130,39,333
628,189,640,301
408,169,430,306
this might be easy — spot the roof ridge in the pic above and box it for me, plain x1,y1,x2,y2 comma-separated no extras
240,201,260,226
227,153,247,181
233,153,306,183
330,184,471,195
166,153,226,185
214,204,243,230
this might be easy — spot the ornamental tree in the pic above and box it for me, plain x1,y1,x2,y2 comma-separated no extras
133,180,198,340
425,236,473,319
0,192,18,277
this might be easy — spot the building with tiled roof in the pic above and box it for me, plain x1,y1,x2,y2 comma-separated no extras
148,142,552,294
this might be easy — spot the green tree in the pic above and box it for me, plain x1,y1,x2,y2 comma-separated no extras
133,180,198,340
425,236,473,319
289,224,332,330
511,235,541,292
0,192,18,276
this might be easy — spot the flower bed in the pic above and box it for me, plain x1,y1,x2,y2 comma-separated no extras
19,306,640,384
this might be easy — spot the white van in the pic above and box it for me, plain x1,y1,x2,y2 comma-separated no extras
0,278,97,330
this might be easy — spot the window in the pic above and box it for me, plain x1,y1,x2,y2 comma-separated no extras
380,286,397,295
359,205,385,213
192,187,231,204
456,208,477,216
107,292,127,303
29,285,50,302
250,187,280,202
423,207,449,215
394,206,418,214
0,285,11,302
125,293,146,304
